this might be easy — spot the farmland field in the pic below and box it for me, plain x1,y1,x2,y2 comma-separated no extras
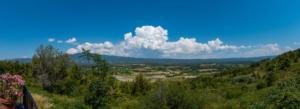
111,64,248,82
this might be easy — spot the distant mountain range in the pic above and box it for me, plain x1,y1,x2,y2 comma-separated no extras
6,54,275,65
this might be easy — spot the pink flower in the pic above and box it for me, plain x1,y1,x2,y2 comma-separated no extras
0,73,25,99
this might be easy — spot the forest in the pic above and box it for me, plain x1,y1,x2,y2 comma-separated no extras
1,45,300,109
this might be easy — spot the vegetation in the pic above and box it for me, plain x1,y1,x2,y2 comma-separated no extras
0,73,25,100
1,45,300,109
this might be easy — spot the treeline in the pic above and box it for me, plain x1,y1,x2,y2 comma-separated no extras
1,46,300,109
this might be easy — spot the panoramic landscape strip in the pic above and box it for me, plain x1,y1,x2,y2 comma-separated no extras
1,0,300,108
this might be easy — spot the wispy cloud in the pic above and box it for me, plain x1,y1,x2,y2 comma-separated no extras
66,25,289,59
66,37,77,44
57,40,63,43
48,37,78,44
48,38,55,42
242,43,282,57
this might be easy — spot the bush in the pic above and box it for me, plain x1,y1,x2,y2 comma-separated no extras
85,79,111,108
0,73,25,100
232,75,255,84
256,81,267,90
84,76,119,109
131,73,151,96
140,81,203,109
260,78,300,109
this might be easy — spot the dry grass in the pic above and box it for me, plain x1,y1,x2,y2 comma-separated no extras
32,93,53,109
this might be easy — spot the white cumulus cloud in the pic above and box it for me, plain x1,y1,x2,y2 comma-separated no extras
66,25,288,59
122,26,168,50
66,48,79,54
159,37,238,58
66,37,77,43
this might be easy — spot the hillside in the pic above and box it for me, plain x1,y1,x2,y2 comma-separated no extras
188,48,300,108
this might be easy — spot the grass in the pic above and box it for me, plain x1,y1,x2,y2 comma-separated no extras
32,93,53,109
27,86,91,109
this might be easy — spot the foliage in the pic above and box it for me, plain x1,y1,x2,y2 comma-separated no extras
32,45,71,93
82,49,109,78
131,73,151,96
0,73,25,100
81,50,119,109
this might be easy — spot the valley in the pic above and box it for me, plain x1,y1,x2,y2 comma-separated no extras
111,64,247,82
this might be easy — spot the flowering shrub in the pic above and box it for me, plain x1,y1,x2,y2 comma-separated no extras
0,73,25,101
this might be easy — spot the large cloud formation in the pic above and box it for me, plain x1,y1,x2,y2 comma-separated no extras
66,25,286,59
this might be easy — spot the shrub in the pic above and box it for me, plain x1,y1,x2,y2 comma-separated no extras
232,75,255,84
141,81,203,109
85,79,111,108
0,73,25,100
84,77,118,109
131,73,151,96
256,81,267,90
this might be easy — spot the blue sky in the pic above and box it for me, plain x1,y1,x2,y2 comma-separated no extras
1,0,300,59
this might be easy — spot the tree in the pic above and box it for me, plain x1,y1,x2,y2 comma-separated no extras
59,64,82,95
265,72,277,87
85,79,111,109
142,81,168,109
82,50,116,108
32,45,71,92
279,59,290,70
131,73,151,96
82,49,109,79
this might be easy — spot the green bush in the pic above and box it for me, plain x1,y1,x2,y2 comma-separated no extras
256,81,267,90
131,73,151,96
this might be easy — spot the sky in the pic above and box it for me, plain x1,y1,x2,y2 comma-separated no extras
1,0,300,59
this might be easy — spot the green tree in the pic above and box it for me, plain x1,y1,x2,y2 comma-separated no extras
131,73,151,96
85,79,111,109
143,81,168,109
82,49,109,79
265,72,277,87
82,50,116,108
32,45,71,92
59,64,83,95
